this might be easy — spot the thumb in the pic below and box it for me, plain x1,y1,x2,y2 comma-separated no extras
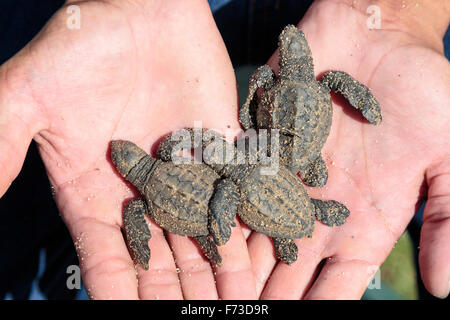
419,159,450,299
0,55,47,197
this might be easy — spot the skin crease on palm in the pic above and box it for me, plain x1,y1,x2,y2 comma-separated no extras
0,0,448,300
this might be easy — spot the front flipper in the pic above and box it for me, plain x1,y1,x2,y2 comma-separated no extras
240,65,275,129
194,236,222,267
320,71,382,125
301,155,328,187
157,128,205,162
273,237,298,265
209,179,240,246
123,198,152,270
311,198,350,227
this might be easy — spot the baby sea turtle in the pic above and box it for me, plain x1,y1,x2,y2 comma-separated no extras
157,129,350,264
110,140,240,269
240,25,382,187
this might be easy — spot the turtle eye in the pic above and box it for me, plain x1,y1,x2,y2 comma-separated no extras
123,149,139,164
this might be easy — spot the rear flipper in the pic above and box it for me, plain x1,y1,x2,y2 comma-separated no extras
301,155,328,187
209,179,240,246
311,198,350,227
320,71,382,125
123,198,152,270
273,237,298,265
157,128,231,166
194,235,222,267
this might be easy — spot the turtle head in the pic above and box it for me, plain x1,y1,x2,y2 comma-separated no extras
278,25,314,81
110,140,156,190
279,25,311,61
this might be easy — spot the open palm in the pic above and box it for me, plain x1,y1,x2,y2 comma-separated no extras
0,0,257,299
249,0,450,299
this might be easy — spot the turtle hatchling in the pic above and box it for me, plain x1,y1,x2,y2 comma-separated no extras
157,129,350,264
110,140,240,269
240,25,382,187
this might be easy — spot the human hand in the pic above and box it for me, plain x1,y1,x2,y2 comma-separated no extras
248,0,450,299
0,0,257,299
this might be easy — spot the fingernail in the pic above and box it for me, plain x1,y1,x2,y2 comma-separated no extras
446,278,450,298
439,278,450,299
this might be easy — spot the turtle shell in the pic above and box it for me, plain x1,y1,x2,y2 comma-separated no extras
257,80,332,170
237,165,315,239
144,161,219,236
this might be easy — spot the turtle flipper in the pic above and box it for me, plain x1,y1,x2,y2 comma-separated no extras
273,237,298,265
311,198,350,227
157,128,229,161
301,155,328,187
209,179,240,246
240,65,275,129
157,128,205,162
194,235,222,267
123,198,152,270
320,70,382,125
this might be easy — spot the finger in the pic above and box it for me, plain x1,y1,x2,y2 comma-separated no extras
62,184,182,300
259,241,323,300
214,219,257,299
247,232,277,295
166,233,218,300
0,60,46,196
304,257,377,300
250,222,330,298
420,161,450,298
68,217,140,300
135,220,184,300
